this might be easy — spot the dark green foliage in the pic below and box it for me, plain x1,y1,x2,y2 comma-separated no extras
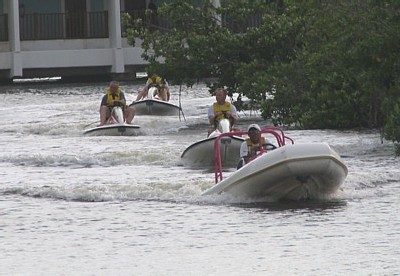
124,0,400,146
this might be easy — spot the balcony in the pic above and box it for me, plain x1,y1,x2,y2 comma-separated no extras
0,11,109,41
0,10,262,42
20,11,109,40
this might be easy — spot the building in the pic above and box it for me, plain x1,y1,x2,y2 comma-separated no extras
0,0,224,82
0,0,163,82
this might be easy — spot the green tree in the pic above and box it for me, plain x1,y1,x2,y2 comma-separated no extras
124,0,400,147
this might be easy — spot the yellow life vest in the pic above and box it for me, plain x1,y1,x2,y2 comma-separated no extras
213,102,232,122
148,76,162,85
246,137,266,156
105,88,122,106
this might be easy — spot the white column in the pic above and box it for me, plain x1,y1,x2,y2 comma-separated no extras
9,0,22,77
108,0,124,73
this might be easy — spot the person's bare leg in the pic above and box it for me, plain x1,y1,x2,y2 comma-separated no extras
125,107,135,124
135,91,142,101
135,88,148,101
99,106,110,125
159,88,167,101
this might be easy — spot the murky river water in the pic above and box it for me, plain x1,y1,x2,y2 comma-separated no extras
0,81,399,275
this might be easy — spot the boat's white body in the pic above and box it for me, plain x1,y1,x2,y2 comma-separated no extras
83,106,140,136
202,142,348,201
83,124,140,136
181,135,245,168
130,99,181,116
181,119,245,168
130,87,181,116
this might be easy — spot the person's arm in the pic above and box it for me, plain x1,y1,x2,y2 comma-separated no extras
119,92,127,106
239,142,248,158
100,95,110,107
229,104,238,123
145,79,152,89
166,87,170,101
208,105,216,125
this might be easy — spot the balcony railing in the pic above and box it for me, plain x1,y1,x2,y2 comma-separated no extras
19,11,108,40
0,10,262,42
0,14,8,41
0,11,110,42
122,9,170,35
222,13,263,33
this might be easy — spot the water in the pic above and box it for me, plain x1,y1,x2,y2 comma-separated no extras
1,81,399,275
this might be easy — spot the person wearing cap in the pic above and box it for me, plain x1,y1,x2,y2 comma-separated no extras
135,73,170,101
208,87,238,132
237,124,274,169
99,81,135,126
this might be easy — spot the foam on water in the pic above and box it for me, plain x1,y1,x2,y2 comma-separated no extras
1,81,399,275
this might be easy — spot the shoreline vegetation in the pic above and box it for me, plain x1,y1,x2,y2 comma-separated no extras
124,1,400,154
